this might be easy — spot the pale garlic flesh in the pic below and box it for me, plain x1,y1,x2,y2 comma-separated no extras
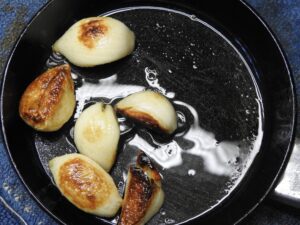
52,17,135,67
115,90,177,134
74,102,120,172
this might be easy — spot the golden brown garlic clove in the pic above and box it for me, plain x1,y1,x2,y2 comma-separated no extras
49,153,122,217
119,152,164,225
19,64,75,132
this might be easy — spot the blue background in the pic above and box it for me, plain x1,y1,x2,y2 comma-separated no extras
0,0,300,224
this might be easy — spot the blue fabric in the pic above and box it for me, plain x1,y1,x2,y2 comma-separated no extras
0,0,300,224
247,0,300,131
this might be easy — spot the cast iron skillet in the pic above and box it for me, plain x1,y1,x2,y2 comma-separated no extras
0,0,296,224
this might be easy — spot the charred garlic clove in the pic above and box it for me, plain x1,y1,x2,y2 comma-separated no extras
115,90,177,134
19,64,75,132
49,153,122,217
119,152,164,225
52,17,135,67
74,102,120,172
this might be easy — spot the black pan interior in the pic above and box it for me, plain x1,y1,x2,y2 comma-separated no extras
1,0,295,225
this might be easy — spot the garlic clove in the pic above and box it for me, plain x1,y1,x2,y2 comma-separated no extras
115,90,177,134
74,102,120,171
49,153,122,217
53,17,135,67
119,152,164,225
19,64,75,132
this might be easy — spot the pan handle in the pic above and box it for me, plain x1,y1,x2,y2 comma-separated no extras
272,138,300,207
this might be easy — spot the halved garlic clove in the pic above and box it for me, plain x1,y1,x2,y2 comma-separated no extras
74,102,120,172
19,64,75,132
49,153,122,217
119,152,164,225
52,17,135,67
115,90,177,134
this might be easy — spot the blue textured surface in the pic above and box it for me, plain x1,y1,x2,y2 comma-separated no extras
0,0,300,224
247,0,300,132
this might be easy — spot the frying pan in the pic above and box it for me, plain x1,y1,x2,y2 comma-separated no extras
0,0,296,224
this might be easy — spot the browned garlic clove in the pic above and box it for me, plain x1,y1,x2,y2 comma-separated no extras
119,152,164,225
53,17,135,67
115,90,177,134
19,64,75,132
49,153,122,217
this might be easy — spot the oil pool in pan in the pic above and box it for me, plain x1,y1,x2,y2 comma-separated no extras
34,6,262,225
